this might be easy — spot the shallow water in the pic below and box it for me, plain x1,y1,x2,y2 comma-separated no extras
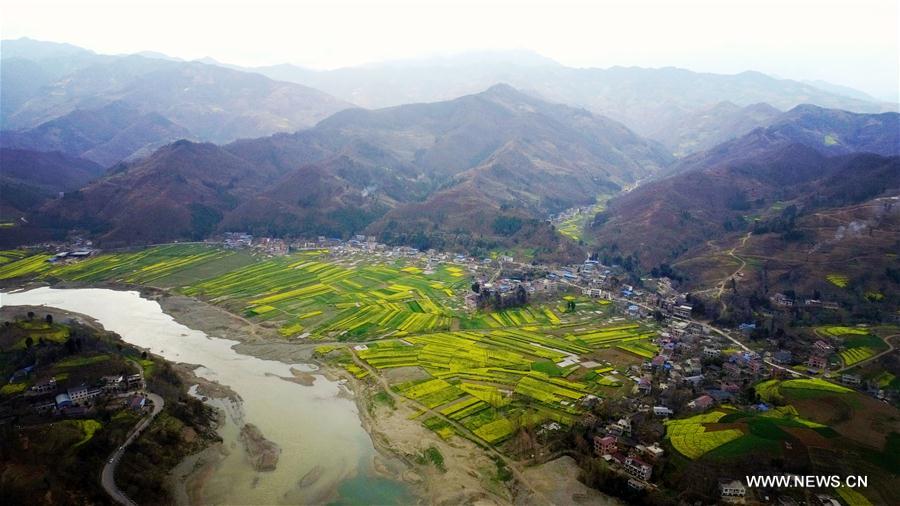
1,287,412,505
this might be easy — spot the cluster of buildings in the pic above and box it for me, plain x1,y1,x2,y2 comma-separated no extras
25,373,144,417
588,416,663,490
769,293,840,311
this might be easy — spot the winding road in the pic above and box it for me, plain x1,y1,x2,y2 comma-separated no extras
832,334,899,374
101,392,165,506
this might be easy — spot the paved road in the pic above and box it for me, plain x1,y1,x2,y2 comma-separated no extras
101,392,165,506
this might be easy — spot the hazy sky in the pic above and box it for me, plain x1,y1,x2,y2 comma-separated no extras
2,0,898,100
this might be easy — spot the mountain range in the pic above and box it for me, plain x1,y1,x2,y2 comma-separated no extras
589,106,899,317
1,38,351,144
226,50,895,154
30,84,671,260
1,38,898,306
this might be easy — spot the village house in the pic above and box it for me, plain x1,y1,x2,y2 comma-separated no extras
773,350,792,364
582,287,604,298
841,374,862,386
685,357,703,375
129,395,146,411
653,406,674,417
55,392,72,408
642,442,665,460
28,377,57,395
607,418,632,437
770,293,793,307
102,374,125,392
70,384,104,403
807,355,828,370
723,361,742,379
673,304,693,319
594,435,618,456
637,377,653,395
624,456,653,481
719,479,747,502
126,373,144,389
688,394,714,411
814,340,834,354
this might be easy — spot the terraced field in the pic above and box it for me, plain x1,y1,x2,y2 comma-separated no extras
3,245,661,447
818,327,888,368
182,251,470,338
0,244,241,284
349,321,657,443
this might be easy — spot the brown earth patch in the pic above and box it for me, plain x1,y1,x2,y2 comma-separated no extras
781,427,831,448
791,393,900,450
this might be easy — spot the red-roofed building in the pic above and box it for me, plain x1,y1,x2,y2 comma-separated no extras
808,355,828,370
688,394,714,411
594,435,618,456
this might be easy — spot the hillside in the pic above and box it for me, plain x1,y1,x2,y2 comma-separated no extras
653,102,782,156
0,148,105,219
34,85,672,258
588,106,900,314
36,141,273,244
0,39,352,144
669,106,900,176
0,101,192,166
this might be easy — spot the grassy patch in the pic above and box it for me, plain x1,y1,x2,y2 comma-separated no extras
826,273,849,288
416,445,446,471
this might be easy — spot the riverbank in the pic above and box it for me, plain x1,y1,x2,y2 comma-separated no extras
2,282,604,505
150,287,525,504
0,303,220,506
1,286,421,505
154,287,517,504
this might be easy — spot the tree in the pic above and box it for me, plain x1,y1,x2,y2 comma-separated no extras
27,311,35,321
141,351,148,360
516,284,527,305
25,336,33,349
471,282,481,294
45,314,53,324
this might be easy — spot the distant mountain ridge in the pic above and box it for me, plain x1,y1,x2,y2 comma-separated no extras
0,148,105,220
33,85,672,259
0,101,192,166
214,50,894,154
0,38,353,145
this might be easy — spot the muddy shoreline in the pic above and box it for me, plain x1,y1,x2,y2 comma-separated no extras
4,280,488,503
3,280,616,505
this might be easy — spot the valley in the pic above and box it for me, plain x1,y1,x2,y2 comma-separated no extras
2,235,898,504
1,26,898,506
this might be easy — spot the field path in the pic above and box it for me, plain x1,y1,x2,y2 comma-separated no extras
712,232,752,310
833,333,899,373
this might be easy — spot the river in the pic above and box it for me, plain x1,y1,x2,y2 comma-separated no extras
0,287,414,505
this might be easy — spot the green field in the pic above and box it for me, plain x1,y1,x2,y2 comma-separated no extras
665,411,744,459
4,245,661,447
354,320,656,443
667,405,835,461
554,194,611,242
826,273,849,288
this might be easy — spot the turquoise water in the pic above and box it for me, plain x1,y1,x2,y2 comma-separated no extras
330,474,416,506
